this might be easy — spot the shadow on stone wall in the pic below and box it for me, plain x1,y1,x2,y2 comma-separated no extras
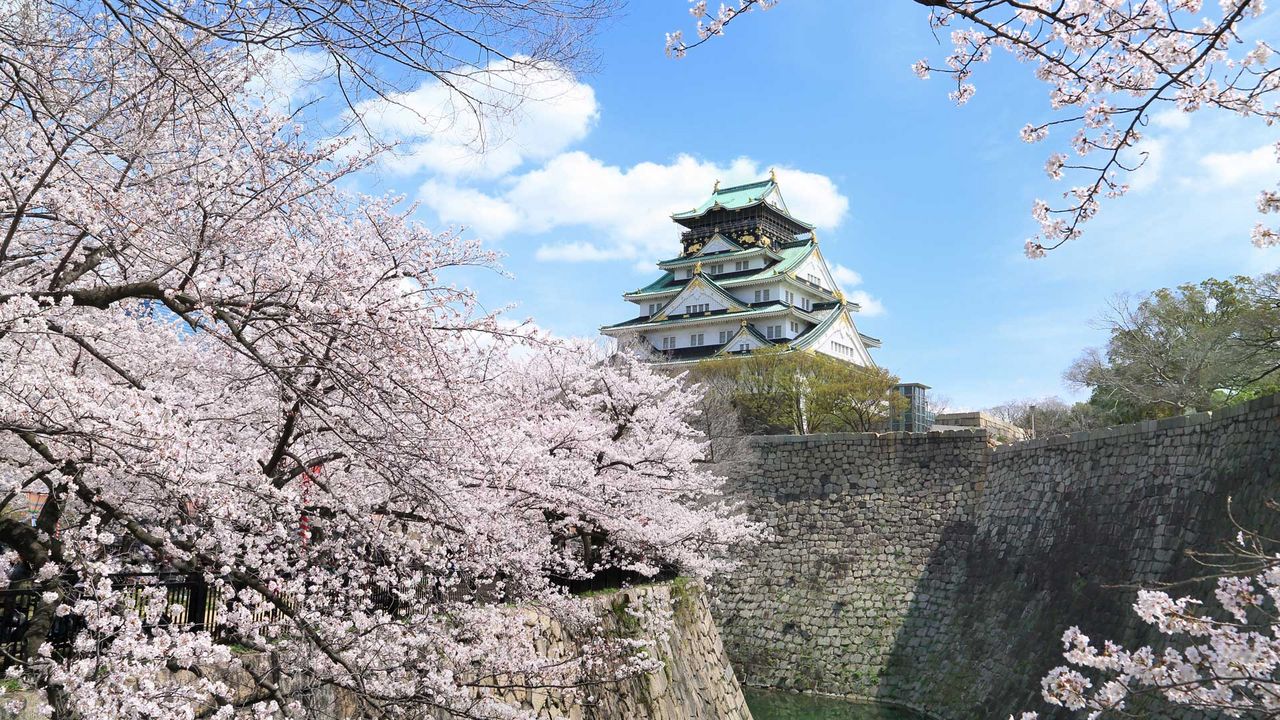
715,394,1280,720
875,397,1280,718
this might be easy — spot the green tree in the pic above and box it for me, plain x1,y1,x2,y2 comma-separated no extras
691,349,908,435
809,361,910,433
1066,273,1280,417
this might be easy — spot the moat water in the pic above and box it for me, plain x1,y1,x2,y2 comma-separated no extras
745,689,926,719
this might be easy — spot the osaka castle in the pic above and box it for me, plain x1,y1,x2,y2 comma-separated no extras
601,174,881,365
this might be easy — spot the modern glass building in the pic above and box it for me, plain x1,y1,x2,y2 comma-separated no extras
890,382,936,432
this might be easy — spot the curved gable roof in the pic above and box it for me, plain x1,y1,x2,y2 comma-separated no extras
670,178,815,229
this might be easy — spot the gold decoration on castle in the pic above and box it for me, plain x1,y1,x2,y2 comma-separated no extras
693,261,703,275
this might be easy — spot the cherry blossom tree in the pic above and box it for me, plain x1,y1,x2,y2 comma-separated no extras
1015,505,1280,718
667,0,1280,257
0,1,754,718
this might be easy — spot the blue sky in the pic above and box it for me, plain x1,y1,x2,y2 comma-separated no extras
301,2,1280,410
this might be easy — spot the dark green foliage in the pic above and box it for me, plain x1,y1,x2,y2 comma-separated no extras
1066,271,1280,417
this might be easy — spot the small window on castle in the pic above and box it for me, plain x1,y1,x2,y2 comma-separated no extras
762,289,771,302
734,260,749,272
738,343,750,352
710,264,724,274
685,269,694,279
690,333,704,346
719,330,729,343
661,336,676,350
802,297,811,311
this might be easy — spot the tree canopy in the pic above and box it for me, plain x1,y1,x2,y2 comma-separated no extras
690,349,909,435
1066,272,1280,416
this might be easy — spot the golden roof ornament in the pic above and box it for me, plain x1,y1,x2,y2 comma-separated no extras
693,261,703,275
769,167,777,182
740,319,748,327
835,289,846,303
713,179,720,191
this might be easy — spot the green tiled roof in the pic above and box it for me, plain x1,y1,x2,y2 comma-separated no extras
672,179,777,219
789,308,840,351
626,241,816,298
632,270,677,295
656,245,781,269
600,302,789,332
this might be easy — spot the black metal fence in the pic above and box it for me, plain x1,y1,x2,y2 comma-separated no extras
0,573,239,667
0,572,410,667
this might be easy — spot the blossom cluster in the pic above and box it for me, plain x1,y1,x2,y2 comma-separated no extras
1015,531,1280,718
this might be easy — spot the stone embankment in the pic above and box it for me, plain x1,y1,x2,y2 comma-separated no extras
715,393,1280,718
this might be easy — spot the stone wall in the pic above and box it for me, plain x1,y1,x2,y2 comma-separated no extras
714,393,1280,719
582,581,752,720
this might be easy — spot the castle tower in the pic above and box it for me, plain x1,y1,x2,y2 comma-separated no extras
601,175,881,365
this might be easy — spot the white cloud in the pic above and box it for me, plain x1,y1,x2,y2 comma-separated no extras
829,263,863,288
1201,143,1278,186
534,242,619,262
828,263,884,316
1129,137,1167,192
1150,109,1192,130
848,290,885,317
247,50,333,112
353,61,597,179
421,153,850,261
419,180,522,237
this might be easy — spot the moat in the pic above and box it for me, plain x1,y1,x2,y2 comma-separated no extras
745,690,925,719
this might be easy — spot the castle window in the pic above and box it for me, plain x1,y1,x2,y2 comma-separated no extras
690,333,704,347
737,343,750,352
807,272,821,287
685,303,709,315
685,269,694,279
784,290,794,305
753,289,771,303
734,260,749,271
765,325,782,339
801,297,811,311
719,330,730,344
648,303,659,316
661,336,676,350
790,321,799,333
710,264,724,274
